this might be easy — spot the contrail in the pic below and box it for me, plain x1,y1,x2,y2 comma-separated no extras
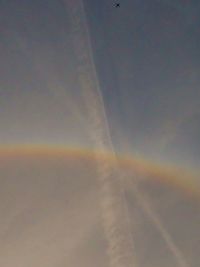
64,1,190,267
64,0,137,266
128,177,190,267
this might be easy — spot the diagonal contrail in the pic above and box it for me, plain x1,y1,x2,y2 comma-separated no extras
64,0,137,266
64,1,190,267
128,177,190,267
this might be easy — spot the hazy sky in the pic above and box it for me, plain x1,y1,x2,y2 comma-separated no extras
1,0,200,168
0,1,200,266
0,150,199,267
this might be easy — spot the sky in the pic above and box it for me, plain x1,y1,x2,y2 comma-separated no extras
0,149,199,267
85,0,200,166
1,0,200,168
0,1,200,266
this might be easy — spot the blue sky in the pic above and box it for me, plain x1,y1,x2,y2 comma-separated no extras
1,0,200,168
84,0,200,165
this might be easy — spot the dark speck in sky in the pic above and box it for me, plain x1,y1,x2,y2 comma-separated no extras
115,3,120,8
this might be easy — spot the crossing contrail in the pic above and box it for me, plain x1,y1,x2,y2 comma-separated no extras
64,0,137,266
64,1,190,267
128,177,190,267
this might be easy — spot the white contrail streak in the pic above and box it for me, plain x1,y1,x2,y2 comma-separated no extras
128,178,189,267
64,0,137,266
64,1,189,267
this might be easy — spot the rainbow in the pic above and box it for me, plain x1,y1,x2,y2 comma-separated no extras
0,144,199,200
